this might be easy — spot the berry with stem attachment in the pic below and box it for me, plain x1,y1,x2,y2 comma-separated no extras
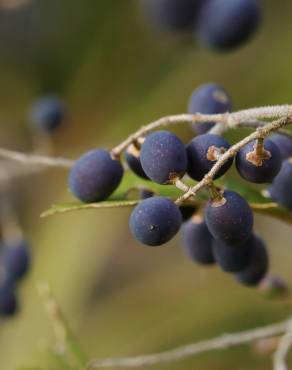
236,138,282,183
205,189,253,246
140,131,187,185
186,133,233,181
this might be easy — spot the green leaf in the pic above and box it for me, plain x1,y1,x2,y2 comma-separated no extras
42,172,292,226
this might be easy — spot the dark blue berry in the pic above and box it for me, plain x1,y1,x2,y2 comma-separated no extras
212,235,255,272
30,96,66,133
188,83,232,134
186,134,233,181
236,139,282,184
0,281,17,317
205,190,253,245
181,215,215,265
235,235,269,287
69,149,124,203
140,0,202,32
180,205,197,222
125,144,149,180
270,134,292,160
129,196,182,246
2,241,30,281
196,0,261,51
269,159,292,210
140,131,188,184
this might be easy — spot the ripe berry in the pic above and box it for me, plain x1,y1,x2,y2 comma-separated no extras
269,159,292,210
140,0,201,32
125,144,149,180
69,149,124,203
0,281,17,317
236,139,282,183
212,235,255,272
181,215,215,265
205,190,253,245
2,241,30,281
30,96,66,133
129,196,182,246
180,205,197,222
186,134,233,181
196,0,261,51
188,83,232,134
140,131,188,184
235,235,269,287
270,134,292,160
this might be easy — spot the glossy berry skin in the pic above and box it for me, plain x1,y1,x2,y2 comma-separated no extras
141,0,201,32
129,197,182,246
270,134,292,160
205,190,253,246
212,235,254,272
269,159,292,210
196,0,261,51
188,83,232,134
235,236,269,287
30,96,66,133
0,282,17,317
125,144,149,180
69,149,124,203
186,134,233,181
181,216,215,265
236,139,282,184
2,241,30,281
140,131,188,184
180,205,197,222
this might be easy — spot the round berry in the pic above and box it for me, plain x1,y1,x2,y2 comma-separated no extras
140,0,201,32
270,134,292,160
140,131,188,184
129,196,182,246
0,282,17,317
205,190,253,245
186,134,233,181
30,96,66,133
236,139,282,184
2,241,30,281
235,235,269,287
212,235,255,272
188,83,232,134
69,149,124,203
181,215,215,265
125,144,149,180
196,0,261,51
269,159,292,210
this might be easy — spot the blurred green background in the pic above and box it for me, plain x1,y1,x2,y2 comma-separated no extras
0,0,292,369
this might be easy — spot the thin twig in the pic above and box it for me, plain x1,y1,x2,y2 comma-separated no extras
0,148,74,168
176,115,292,205
87,318,292,369
274,323,292,370
111,105,292,156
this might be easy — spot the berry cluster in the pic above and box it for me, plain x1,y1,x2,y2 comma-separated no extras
0,241,30,317
68,82,291,289
141,0,261,51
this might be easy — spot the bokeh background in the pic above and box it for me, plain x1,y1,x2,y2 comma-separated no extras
0,0,292,369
